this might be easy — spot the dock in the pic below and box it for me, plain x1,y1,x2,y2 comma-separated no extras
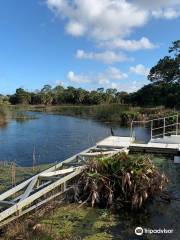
129,141,180,154
97,135,180,154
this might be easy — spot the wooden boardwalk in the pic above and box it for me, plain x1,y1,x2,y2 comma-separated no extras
97,135,180,154
0,141,127,227
129,142,180,154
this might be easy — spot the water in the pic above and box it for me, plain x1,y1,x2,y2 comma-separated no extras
111,155,180,240
0,111,179,239
0,111,149,167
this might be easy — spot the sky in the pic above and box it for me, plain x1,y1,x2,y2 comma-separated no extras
0,0,179,94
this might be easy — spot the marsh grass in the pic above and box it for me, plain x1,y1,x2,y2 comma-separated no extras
26,104,177,125
0,106,8,128
0,163,52,193
1,104,178,126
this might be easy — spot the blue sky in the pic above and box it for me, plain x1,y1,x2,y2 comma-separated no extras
0,0,179,94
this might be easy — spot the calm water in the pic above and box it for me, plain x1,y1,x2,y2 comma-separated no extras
0,111,179,239
0,111,149,167
112,155,180,240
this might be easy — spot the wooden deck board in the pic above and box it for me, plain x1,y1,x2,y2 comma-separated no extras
97,136,133,148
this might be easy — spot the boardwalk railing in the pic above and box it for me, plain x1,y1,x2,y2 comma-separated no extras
131,114,179,140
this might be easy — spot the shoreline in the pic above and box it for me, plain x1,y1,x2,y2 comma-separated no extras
6,104,177,126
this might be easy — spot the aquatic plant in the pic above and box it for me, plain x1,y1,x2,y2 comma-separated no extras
0,106,8,128
76,153,168,209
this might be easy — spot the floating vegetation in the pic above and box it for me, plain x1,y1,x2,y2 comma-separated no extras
76,153,168,209
12,113,38,122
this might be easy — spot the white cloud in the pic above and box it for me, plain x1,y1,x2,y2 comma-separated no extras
100,37,156,51
67,67,128,87
47,0,179,77
47,0,148,41
134,0,180,9
66,21,85,36
106,67,128,80
55,80,64,86
152,8,180,19
130,64,150,76
76,49,130,64
47,0,180,44
67,71,91,83
66,67,147,92
135,0,180,19
97,67,128,87
127,80,144,92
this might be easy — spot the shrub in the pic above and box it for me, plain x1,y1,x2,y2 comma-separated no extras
76,153,168,209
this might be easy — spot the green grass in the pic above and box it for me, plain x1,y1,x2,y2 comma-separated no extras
40,204,117,240
0,163,52,193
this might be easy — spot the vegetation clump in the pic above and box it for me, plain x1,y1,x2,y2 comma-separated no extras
76,153,168,209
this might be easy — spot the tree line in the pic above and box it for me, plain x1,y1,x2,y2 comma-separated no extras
8,85,128,105
1,40,180,108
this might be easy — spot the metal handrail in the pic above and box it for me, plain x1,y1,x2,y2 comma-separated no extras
152,123,180,131
153,130,177,138
132,114,178,124
150,114,178,122
130,114,179,140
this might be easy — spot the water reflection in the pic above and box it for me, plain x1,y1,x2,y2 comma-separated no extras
0,111,150,167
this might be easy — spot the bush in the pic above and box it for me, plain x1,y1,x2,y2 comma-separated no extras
76,153,168,209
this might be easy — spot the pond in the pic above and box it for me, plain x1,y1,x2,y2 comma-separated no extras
0,111,149,167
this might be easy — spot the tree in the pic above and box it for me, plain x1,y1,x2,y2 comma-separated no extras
106,88,117,96
115,91,128,104
75,88,88,104
97,88,104,93
40,85,53,105
169,40,180,56
148,57,180,84
89,91,103,105
9,88,31,104
148,40,180,84
41,84,52,93
64,86,76,104
105,88,117,103
52,85,65,104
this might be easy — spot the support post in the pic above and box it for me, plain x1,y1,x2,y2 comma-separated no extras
163,117,165,138
32,145,36,172
130,121,133,142
176,115,179,135
11,162,16,187
151,120,153,140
